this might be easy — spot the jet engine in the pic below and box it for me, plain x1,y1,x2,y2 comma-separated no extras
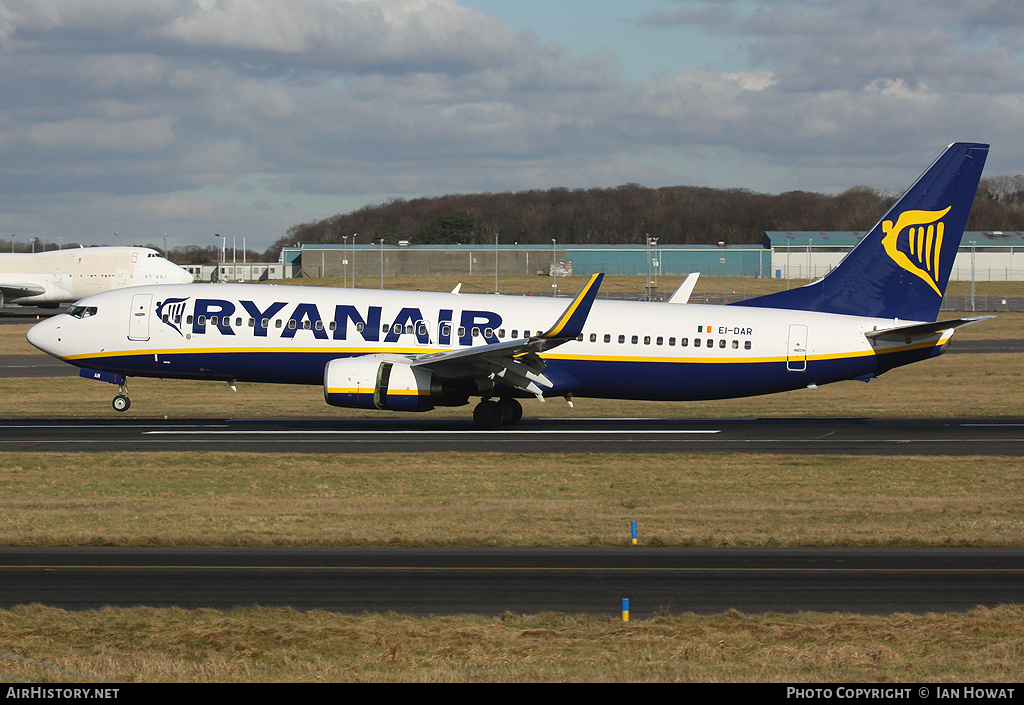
323,356,470,412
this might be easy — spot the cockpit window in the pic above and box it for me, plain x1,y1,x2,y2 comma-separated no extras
66,305,98,319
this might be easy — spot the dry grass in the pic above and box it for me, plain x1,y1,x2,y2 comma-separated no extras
2,452,1022,548
1,604,1022,682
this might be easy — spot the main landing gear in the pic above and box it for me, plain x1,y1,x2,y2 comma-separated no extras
472,397,523,429
112,379,131,412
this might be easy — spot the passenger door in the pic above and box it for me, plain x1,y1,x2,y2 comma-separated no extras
787,324,808,372
128,293,153,341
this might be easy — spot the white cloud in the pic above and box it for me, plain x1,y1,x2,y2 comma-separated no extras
1,0,1023,249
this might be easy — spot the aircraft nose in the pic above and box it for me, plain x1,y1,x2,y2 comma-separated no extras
26,316,62,357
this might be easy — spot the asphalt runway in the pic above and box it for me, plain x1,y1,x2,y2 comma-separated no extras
2,547,1021,616
0,416,1023,454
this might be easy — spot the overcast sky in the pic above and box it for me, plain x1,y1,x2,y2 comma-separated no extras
2,0,1022,252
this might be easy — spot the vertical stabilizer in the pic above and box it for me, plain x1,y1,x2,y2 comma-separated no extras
734,142,989,320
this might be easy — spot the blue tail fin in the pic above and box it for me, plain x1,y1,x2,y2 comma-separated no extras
733,142,989,320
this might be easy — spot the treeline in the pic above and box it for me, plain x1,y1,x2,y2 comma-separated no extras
271,175,1024,258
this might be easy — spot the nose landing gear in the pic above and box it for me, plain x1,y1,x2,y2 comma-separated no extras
112,380,131,412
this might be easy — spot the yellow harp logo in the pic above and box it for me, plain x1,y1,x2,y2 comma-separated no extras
881,207,951,296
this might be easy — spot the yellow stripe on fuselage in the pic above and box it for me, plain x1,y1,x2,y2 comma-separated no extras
61,337,944,368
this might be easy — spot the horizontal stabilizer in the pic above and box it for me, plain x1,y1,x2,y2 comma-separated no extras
865,316,994,343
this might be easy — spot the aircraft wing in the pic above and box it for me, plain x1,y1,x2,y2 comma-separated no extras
0,282,46,303
865,316,994,343
411,273,603,397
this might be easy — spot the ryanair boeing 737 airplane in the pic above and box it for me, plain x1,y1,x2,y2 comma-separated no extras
27,143,990,427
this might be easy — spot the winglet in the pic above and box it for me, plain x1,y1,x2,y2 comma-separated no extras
667,272,700,304
539,273,603,340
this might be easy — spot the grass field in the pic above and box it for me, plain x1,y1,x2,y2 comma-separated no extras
3,605,1022,683
2,277,1023,682
2,451,1023,548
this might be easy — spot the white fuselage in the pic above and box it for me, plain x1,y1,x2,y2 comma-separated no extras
0,247,193,306
25,282,951,403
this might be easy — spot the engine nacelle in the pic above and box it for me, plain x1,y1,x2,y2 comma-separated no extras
324,356,469,412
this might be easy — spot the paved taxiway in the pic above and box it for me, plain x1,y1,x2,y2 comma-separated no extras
2,547,1022,616
1,416,1023,454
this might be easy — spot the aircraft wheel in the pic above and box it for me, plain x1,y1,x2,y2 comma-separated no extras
112,395,131,412
472,400,503,429
498,398,523,426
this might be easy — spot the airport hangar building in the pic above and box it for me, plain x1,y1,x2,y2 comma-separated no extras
280,231,1024,283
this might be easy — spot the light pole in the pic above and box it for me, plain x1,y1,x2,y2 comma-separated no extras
214,233,224,282
551,239,557,297
342,235,349,288
379,238,385,289
971,240,977,311
808,238,813,282
646,235,658,300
